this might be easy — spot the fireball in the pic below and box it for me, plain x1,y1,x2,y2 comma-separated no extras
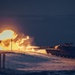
0,30,17,40
0,29,32,51
0,29,46,54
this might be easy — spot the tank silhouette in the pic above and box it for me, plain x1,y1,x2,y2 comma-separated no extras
46,43,75,58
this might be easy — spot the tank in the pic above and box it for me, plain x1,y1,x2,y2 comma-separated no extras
46,43,75,58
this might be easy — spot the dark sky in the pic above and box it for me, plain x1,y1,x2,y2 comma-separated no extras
0,0,75,46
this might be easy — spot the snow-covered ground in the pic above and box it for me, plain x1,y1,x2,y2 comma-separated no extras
4,49,75,71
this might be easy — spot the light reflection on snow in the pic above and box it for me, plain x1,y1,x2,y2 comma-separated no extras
5,50,75,71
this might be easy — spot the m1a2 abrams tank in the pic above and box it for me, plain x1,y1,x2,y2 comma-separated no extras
46,43,75,58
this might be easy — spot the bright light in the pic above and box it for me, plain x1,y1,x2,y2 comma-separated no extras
0,29,47,54
0,30,17,40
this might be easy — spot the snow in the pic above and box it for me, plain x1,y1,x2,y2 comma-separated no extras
4,49,75,71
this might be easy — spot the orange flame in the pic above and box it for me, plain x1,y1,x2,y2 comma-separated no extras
0,29,47,54
0,29,32,51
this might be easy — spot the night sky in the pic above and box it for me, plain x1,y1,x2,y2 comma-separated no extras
0,0,75,46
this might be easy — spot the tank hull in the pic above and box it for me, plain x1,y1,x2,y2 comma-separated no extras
46,48,75,58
